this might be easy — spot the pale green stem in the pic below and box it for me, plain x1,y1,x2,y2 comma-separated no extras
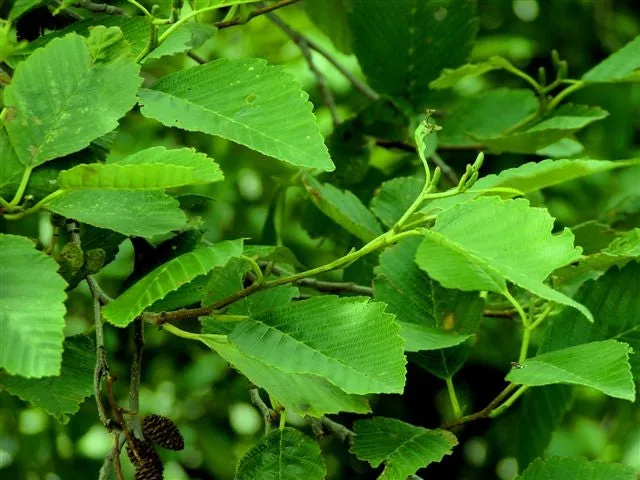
488,385,529,418
212,314,249,322
8,167,33,207
503,289,529,327
547,81,586,111
242,255,264,284
3,189,65,220
127,0,153,18
0,196,11,209
504,64,544,95
162,322,228,343
519,328,532,363
445,377,462,418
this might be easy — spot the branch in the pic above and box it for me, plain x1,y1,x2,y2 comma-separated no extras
265,262,373,296
321,416,355,442
99,432,126,480
267,12,340,126
73,0,126,15
129,318,144,438
249,386,276,434
215,0,301,29
441,383,517,429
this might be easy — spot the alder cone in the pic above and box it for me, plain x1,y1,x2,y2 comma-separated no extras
135,460,164,480
142,414,185,451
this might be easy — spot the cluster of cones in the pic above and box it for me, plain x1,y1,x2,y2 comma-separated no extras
126,414,185,480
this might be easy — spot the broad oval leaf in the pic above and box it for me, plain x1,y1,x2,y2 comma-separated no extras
517,456,637,480
582,35,640,83
103,240,244,326
45,189,188,238
303,175,384,242
374,238,483,354
477,104,609,154
235,427,326,480
416,197,592,321
0,234,67,377
3,28,141,167
430,56,514,89
175,329,370,416
138,58,333,171
348,0,478,108
350,417,457,480
507,340,635,401
0,335,94,421
228,296,406,395
371,176,422,228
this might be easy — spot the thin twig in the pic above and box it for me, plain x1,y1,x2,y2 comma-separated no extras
441,384,517,429
107,375,140,462
100,432,126,480
249,387,276,434
129,318,144,438
187,50,207,64
73,0,126,15
264,263,373,295
215,0,301,29
267,12,340,126
483,308,517,318
321,416,355,442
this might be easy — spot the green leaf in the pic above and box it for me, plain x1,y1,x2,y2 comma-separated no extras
58,147,223,189
305,0,352,54
416,197,592,321
103,240,244,326
421,158,640,217
370,177,423,228
228,285,299,317
506,340,635,401
0,128,24,196
542,262,640,375
603,228,640,256
582,35,640,83
235,427,326,480
8,0,43,21
138,58,333,171
348,0,478,108
350,417,457,480
374,238,483,354
0,335,94,421
517,456,637,480
477,104,609,153
146,23,217,61
0,234,67,378
3,28,141,167
430,56,514,89
228,296,406,395
438,89,538,147
45,189,188,238
189,333,371,415
303,175,384,242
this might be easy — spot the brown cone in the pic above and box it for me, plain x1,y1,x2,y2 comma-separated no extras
126,438,162,470
135,459,164,480
142,414,185,451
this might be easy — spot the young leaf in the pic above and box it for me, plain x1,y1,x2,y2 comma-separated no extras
235,427,326,480
348,0,478,108
477,104,609,154
103,240,244,326
416,197,592,321
112,146,223,180
506,340,635,401
0,335,94,422
45,189,188,238
303,175,384,242
190,333,371,415
146,23,217,62
582,35,640,83
0,234,67,378
138,58,333,171
517,456,637,480
370,176,423,228
3,28,141,167
438,89,538,147
429,56,514,89
421,158,640,218
374,238,483,354
228,296,406,395
350,417,457,480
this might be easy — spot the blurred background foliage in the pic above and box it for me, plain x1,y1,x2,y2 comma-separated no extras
1,0,640,479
